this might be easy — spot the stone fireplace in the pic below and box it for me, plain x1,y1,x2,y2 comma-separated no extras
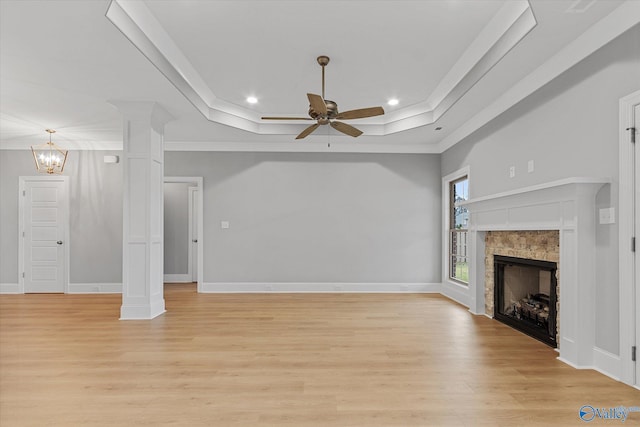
458,178,609,368
493,252,558,347
484,231,559,346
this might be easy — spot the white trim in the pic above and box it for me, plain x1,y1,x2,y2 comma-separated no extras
200,282,440,293
164,141,441,154
163,274,192,283
458,177,611,206
438,0,640,153
18,176,70,294
0,283,21,294
106,0,535,136
440,280,471,308
442,166,471,307
67,283,123,294
557,347,623,384
619,89,640,387
188,186,197,283
163,177,204,292
593,346,622,381
120,302,166,320
556,357,586,370
463,178,608,370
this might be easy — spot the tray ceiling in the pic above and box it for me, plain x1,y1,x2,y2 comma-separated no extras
0,0,637,153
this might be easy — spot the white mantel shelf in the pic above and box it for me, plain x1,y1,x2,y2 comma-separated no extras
462,176,612,372
458,177,611,207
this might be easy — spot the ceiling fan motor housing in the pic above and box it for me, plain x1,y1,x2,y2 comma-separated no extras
308,100,338,121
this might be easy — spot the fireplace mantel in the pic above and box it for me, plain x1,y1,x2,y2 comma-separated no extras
459,177,610,369
458,177,610,231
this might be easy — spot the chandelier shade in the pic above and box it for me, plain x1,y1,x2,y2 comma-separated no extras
31,129,68,174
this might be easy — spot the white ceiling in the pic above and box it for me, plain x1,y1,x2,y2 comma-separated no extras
0,0,637,153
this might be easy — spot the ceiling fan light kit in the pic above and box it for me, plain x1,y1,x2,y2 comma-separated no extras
262,55,384,140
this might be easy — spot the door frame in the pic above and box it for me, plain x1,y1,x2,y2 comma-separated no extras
163,176,203,291
18,175,70,294
619,89,640,387
188,186,198,283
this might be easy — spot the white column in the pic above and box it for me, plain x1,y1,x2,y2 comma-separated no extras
111,101,173,320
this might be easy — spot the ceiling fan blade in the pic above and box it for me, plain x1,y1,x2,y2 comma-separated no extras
295,123,320,140
330,121,363,137
307,93,327,116
335,106,385,120
261,117,313,120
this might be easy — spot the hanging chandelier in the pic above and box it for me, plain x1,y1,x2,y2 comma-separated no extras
31,129,68,174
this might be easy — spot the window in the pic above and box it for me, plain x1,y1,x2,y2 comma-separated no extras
449,176,469,284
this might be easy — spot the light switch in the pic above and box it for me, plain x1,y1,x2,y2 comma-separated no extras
509,166,515,178
599,208,615,225
221,221,230,229
528,160,534,173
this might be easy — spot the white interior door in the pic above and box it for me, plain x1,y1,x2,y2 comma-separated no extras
22,178,68,293
189,187,198,283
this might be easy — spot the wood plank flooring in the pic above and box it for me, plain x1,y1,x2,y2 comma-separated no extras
1,284,638,426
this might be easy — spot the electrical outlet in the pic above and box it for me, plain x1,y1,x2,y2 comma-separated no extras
221,221,229,229
509,166,516,178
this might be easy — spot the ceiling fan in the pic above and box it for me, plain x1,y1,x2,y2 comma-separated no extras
261,55,385,139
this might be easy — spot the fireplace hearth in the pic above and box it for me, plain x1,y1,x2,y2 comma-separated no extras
494,255,557,347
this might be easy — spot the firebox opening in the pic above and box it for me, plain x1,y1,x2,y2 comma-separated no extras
494,255,557,348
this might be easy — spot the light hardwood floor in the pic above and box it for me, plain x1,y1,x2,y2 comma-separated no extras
1,284,638,426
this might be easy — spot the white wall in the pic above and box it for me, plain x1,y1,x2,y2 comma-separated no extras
165,152,442,286
441,25,640,355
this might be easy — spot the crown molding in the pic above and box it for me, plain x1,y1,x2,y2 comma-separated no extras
438,0,640,153
105,0,535,136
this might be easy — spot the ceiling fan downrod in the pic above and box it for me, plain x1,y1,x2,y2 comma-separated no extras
317,55,329,100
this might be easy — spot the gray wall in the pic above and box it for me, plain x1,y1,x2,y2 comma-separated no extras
441,25,640,355
1,150,441,286
165,152,442,284
0,150,123,284
163,182,190,275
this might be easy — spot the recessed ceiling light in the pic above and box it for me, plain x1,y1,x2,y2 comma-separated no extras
387,99,399,106
246,96,258,104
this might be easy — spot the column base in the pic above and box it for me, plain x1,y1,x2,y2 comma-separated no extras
120,299,166,320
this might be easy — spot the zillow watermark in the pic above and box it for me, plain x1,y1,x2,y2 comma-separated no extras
579,405,640,422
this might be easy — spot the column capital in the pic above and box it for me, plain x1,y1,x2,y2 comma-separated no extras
109,100,174,132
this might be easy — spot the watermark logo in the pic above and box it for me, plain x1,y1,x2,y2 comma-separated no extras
579,405,640,422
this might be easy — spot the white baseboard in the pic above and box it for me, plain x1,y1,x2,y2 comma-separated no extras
200,282,441,293
593,346,621,381
0,283,21,294
164,274,192,283
440,281,470,307
557,347,622,384
556,356,587,370
67,283,123,294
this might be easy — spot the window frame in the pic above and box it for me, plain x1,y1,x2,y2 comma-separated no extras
442,167,470,287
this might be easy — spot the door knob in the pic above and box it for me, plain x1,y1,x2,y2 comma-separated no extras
192,239,198,243
56,241,63,245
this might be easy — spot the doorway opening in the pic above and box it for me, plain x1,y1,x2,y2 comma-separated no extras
163,177,203,292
